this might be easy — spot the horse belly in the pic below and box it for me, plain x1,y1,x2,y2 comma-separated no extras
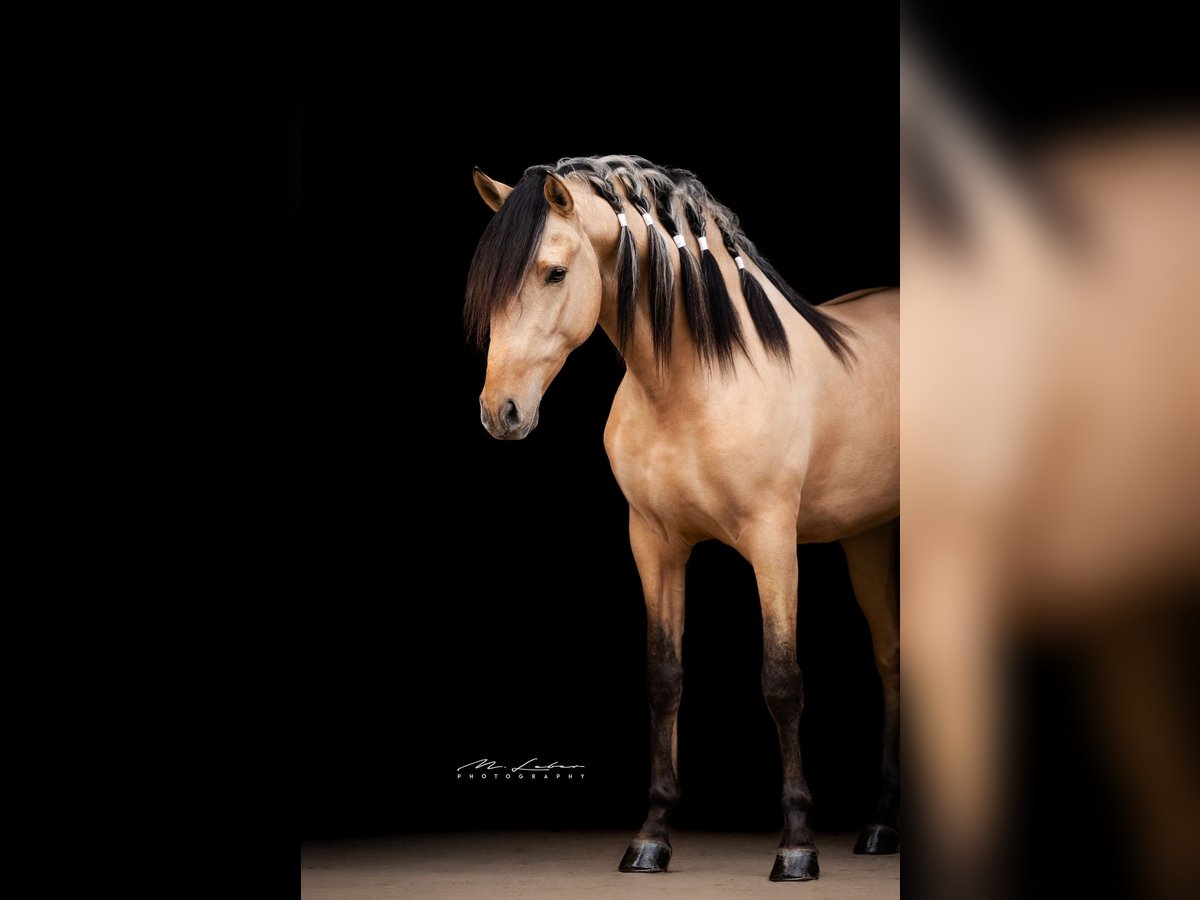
794,491,898,543
794,452,899,542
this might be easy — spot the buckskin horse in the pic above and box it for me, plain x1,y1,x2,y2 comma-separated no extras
465,155,898,881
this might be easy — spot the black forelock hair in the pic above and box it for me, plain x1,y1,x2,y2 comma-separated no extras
464,167,551,348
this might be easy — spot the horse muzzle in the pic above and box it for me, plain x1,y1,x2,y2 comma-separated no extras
480,395,540,440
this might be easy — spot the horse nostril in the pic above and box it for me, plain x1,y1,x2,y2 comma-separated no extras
501,399,521,430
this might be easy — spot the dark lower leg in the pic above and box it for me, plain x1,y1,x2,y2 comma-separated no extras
637,627,683,842
842,522,901,853
854,657,901,854
873,661,900,827
763,640,815,849
620,620,683,872
764,638,820,881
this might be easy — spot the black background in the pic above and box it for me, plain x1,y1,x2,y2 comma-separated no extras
292,13,896,841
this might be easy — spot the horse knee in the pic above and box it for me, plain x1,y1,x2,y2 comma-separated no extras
873,640,900,697
762,656,804,722
647,650,682,715
874,639,899,675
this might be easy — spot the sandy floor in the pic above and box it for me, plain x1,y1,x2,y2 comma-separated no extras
301,830,900,898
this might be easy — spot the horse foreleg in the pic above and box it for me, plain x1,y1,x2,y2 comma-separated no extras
746,525,819,881
841,520,901,854
618,510,689,874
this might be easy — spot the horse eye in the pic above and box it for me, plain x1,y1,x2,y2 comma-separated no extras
546,267,567,284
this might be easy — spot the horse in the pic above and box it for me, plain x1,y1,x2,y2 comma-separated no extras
465,154,899,882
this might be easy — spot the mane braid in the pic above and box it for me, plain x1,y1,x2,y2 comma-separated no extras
720,229,791,365
616,170,675,370
735,234,856,366
655,189,710,366
555,160,638,356
612,193,639,356
680,183,747,372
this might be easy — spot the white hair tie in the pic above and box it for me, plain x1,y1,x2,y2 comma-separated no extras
735,256,746,270
616,213,628,228
697,236,709,252
672,234,686,248
641,212,654,227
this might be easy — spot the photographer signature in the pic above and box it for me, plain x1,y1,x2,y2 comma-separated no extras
457,757,586,772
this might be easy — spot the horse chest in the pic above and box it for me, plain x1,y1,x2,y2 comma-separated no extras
605,420,774,539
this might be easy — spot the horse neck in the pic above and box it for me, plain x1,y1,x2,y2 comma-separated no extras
578,196,742,409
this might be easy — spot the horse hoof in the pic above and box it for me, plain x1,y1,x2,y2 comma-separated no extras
769,847,819,881
853,823,900,855
618,838,671,873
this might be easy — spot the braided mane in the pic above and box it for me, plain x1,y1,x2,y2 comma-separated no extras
465,154,855,369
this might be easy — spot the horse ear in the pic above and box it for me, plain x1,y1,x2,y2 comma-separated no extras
544,172,574,217
473,168,513,212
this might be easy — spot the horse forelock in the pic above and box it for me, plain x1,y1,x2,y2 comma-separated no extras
464,170,552,348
